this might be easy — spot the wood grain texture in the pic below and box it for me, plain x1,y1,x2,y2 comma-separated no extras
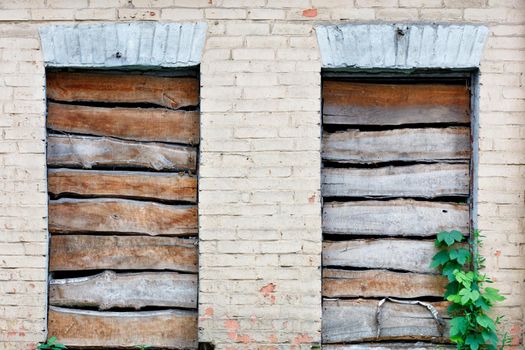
49,271,197,310
322,163,469,198
323,239,437,273
323,81,470,125
324,343,454,349
49,198,197,236
48,306,197,349
322,128,470,164
323,269,446,298
323,199,469,237
323,299,450,344
47,103,200,144
49,235,197,272
48,169,197,203
46,71,199,109
47,134,196,171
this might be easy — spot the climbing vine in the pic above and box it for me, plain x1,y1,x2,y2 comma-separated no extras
431,230,511,350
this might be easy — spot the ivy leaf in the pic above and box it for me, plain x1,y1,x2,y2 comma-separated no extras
482,330,499,345
477,314,496,331
450,316,468,337
483,287,505,303
449,248,470,265
455,271,473,289
442,262,462,282
474,297,491,311
447,293,462,304
437,230,464,246
459,288,480,305
465,334,484,350
431,250,451,268
445,281,460,299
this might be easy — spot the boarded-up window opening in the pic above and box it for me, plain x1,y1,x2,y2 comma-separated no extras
321,74,473,347
45,69,200,349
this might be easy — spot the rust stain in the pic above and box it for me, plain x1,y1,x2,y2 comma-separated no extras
224,319,240,331
199,307,214,321
269,334,278,343
302,8,317,17
308,194,316,203
495,250,502,257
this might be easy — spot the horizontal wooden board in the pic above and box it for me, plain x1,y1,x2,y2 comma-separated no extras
46,72,199,109
323,269,446,298
50,235,197,272
48,169,197,203
323,199,469,237
47,134,196,171
323,81,470,126
50,271,197,310
47,103,200,144
322,163,469,198
322,128,470,164
323,239,437,273
323,299,449,344
49,198,197,236
324,344,454,350
48,307,197,349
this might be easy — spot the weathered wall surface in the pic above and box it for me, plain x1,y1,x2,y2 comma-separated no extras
0,1,523,349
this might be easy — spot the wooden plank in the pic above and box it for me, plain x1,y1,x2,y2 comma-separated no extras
49,235,197,272
324,343,454,349
48,169,197,203
322,163,469,198
47,103,199,144
46,71,199,109
323,269,446,298
322,81,470,125
49,198,197,236
47,134,196,171
323,199,469,237
322,239,437,273
323,299,450,344
49,271,197,310
48,306,197,349
322,127,470,163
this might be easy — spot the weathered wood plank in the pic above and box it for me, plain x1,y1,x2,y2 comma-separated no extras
49,271,197,310
323,199,469,237
323,299,450,344
322,163,469,198
46,72,199,109
323,269,446,298
324,343,454,349
48,307,197,349
47,134,196,171
322,239,437,273
323,81,470,125
49,235,197,272
49,198,197,236
322,128,470,163
48,169,197,203
47,102,199,144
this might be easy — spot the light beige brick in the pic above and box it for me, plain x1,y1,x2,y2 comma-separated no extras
161,7,203,20
117,8,159,20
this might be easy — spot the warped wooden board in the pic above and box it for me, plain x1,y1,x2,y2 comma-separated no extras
50,235,198,272
323,239,438,273
47,102,199,144
48,169,197,203
47,134,196,171
49,271,197,310
323,299,450,344
324,343,454,349
322,128,470,163
323,269,446,298
49,198,197,236
322,163,469,198
46,71,199,109
323,81,470,125
48,307,197,349
323,199,469,237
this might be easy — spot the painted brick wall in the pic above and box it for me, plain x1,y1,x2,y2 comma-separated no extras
0,1,523,349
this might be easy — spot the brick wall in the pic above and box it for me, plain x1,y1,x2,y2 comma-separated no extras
0,1,523,349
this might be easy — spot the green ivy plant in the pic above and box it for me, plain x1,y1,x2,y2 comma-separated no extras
37,336,67,350
431,230,511,350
